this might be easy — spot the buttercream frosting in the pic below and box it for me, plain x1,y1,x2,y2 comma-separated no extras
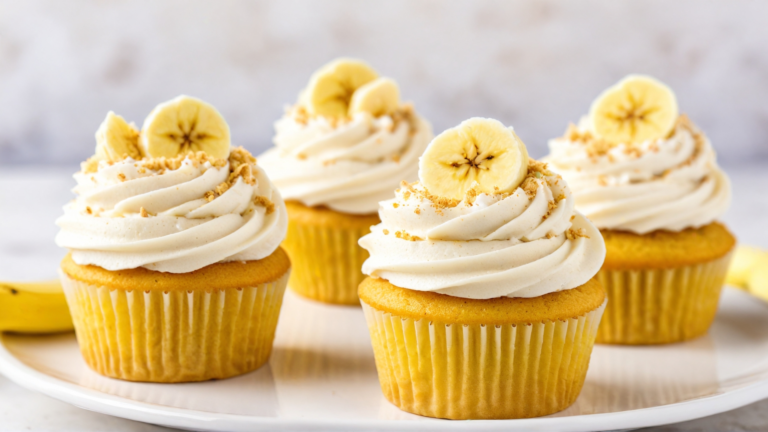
545,116,731,234
359,162,606,299
259,107,433,214
56,150,287,273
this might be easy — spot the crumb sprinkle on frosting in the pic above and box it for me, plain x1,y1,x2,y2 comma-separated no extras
565,228,589,240
560,114,700,164
78,146,278,216
396,158,562,217
394,230,423,241
252,196,275,215
521,159,555,199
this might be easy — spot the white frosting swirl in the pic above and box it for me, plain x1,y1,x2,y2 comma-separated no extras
259,110,433,214
359,173,606,299
546,117,731,234
55,155,287,273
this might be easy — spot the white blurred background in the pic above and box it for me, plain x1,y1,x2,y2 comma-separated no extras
0,0,767,166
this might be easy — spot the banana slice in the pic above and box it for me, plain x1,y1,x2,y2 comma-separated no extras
419,118,529,200
589,75,679,145
348,77,400,117
141,95,231,159
304,58,379,118
95,111,142,162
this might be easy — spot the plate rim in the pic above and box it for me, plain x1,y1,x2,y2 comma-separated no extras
2,289,768,432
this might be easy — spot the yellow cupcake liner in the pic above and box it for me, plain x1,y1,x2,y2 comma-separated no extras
60,270,289,383
596,252,733,345
283,219,371,305
361,299,607,420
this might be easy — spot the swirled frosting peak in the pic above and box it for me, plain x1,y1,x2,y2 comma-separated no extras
359,160,606,299
56,148,288,273
546,115,731,234
260,104,433,214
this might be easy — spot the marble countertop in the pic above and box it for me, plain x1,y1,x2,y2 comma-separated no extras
1,164,767,432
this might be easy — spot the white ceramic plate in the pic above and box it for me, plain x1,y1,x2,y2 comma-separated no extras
1,288,768,432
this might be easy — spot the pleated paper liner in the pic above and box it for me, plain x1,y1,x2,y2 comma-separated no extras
596,251,733,345
60,271,289,383
361,299,607,420
283,213,375,305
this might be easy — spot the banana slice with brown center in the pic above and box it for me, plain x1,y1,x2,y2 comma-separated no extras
141,95,231,159
419,118,529,200
590,75,679,145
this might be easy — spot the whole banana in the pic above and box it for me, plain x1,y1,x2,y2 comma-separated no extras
0,280,74,333
726,246,768,302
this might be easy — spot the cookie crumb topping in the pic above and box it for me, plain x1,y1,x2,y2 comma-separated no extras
565,227,589,240
252,196,275,215
562,114,701,165
394,230,423,241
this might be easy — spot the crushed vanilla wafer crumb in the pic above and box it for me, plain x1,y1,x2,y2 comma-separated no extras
521,177,539,199
289,105,310,125
464,186,479,206
215,182,230,196
399,180,461,214
563,123,615,159
542,200,558,221
563,114,697,164
521,159,556,200
394,230,422,241
253,196,275,215
565,228,589,240
203,147,262,202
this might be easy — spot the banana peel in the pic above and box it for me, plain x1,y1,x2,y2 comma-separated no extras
726,245,768,302
0,280,74,334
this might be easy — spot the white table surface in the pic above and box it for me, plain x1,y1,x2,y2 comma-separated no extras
1,163,767,432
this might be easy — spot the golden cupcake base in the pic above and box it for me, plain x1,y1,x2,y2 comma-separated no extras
59,249,291,383
597,222,736,345
359,277,606,419
596,252,733,344
282,200,379,305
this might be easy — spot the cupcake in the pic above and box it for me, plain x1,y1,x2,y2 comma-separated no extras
55,96,290,382
546,75,735,345
259,58,433,305
358,118,607,419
